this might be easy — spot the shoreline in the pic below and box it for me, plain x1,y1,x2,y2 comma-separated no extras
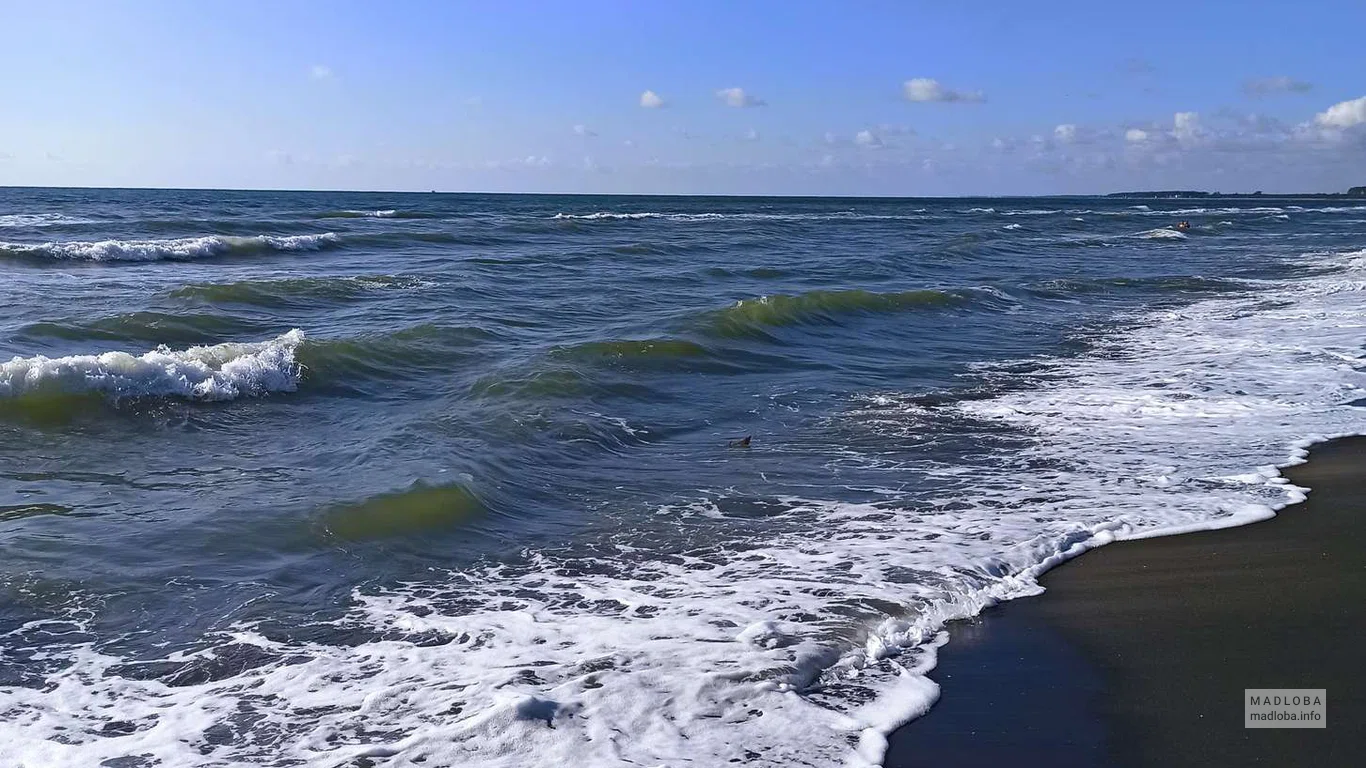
883,435,1366,766
879,434,1360,759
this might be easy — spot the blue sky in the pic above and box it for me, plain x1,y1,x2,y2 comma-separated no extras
2,0,1363,195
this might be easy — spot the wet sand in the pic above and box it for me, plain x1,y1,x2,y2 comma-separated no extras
885,436,1366,767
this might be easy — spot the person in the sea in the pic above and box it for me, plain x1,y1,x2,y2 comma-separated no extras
1175,220,1191,231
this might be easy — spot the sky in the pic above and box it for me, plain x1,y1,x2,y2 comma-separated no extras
1,0,1364,196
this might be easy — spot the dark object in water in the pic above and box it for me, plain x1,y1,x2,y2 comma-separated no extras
728,436,752,449
1174,221,1191,231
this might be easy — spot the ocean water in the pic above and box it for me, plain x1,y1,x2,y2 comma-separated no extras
1,188,1364,767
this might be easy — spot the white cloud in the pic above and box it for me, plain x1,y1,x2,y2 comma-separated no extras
716,87,765,108
309,64,333,80
903,78,984,103
573,124,597,137
639,90,665,108
854,129,883,148
1174,111,1201,143
1125,128,1149,142
823,131,840,145
1315,96,1366,129
1054,124,1077,143
1245,76,1313,97
744,128,760,141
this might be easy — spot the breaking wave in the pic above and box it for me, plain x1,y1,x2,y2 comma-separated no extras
316,210,437,219
0,234,340,262
0,331,305,402
551,211,925,223
1137,228,1188,241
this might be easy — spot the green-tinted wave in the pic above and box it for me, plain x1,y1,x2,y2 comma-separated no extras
552,338,710,362
703,288,968,337
323,482,484,540
296,324,498,385
170,275,429,308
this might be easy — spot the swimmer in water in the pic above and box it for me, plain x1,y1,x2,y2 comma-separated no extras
1175,221,1191,231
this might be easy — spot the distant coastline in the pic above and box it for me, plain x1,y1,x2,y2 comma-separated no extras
1108,186,1366,199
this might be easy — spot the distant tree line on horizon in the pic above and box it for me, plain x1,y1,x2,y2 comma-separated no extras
1108,187,1366,198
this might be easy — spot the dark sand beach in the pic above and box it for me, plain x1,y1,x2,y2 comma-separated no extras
886,436,1366,767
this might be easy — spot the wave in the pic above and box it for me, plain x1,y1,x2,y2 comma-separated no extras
171,275,431,308
0,330,304,402
552,338,710,362
0,213,96,228
316,209,437,219
550,211,925,223
296,324,496,386
0,233,340,262
703,288,977,337
1137,228,1188,240
1028,275,1248,297
17,311,274,346
323,482,486,540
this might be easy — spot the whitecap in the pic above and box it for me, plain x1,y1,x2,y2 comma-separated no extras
1138,228,1188,240
0,233,339,262
0,330,305,401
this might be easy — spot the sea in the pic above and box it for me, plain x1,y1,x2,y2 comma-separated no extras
1,187,1364,767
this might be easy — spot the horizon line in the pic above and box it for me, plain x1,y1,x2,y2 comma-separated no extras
1,184,1359,199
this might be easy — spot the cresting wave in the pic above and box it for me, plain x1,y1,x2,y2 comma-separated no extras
551,211,925,222
0,213,96,227
703,288,993,337
0,330,304,402
316,209,437,219
0,234,339,262
1137,228,1188,240
170,275,432,308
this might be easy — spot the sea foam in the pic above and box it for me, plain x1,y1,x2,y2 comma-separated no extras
0,330,305,401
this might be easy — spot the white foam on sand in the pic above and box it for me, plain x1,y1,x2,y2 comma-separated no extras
4,246,1366,767
0,331,306,401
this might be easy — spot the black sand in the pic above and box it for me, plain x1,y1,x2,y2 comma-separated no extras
886,437,1366,767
